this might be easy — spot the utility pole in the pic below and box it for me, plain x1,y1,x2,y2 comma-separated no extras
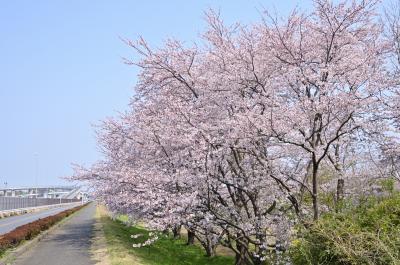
34,153,39,199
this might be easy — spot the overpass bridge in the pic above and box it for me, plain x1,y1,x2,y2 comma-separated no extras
0,186,84,200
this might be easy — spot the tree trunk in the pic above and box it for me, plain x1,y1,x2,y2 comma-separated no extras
205,243,216,257
334,143,344,211
172,225,181,239
187,229,195,245
336,178,344,211
201,232,217,257
312,163,319,220
235,239,249,265
235,253,247,265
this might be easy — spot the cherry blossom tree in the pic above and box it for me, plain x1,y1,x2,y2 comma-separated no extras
382,0,400,183
72,0,400,264
262,0,392,219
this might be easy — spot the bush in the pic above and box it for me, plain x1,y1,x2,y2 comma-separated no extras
290,193,400,265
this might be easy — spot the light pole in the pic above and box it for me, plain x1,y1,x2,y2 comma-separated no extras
2,181,6,197
34,153,38,199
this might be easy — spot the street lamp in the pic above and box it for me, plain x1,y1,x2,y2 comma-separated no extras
2,181,7,197
34,153,38,199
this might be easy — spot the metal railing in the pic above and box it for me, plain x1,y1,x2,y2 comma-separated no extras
0,197,80,211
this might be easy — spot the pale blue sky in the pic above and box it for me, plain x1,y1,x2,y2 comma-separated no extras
1,0,385,187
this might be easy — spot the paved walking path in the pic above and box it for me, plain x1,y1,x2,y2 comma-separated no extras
13,203,97,265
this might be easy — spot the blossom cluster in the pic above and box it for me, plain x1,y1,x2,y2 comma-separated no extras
130,232,160,248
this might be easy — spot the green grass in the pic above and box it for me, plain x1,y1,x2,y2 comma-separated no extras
99,208,234,265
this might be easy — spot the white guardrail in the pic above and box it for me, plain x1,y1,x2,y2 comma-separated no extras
0,197,80,211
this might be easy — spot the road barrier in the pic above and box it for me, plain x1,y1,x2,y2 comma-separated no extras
0,197,80,211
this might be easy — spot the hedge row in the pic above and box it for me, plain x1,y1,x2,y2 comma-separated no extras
0,203,87,254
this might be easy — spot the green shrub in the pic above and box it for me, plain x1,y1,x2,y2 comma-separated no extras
290,193,400,265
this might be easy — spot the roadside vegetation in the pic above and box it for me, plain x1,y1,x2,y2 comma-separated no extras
290,188,400,265
97,206,234,265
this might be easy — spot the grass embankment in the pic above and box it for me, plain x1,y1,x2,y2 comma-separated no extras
0,203,87,256
291,191,400,265
97,207,234,265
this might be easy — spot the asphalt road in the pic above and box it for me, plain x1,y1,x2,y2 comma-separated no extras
0,203,81,235
13,203,96,265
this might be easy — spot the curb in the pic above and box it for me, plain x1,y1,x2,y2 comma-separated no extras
0,203,89,265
